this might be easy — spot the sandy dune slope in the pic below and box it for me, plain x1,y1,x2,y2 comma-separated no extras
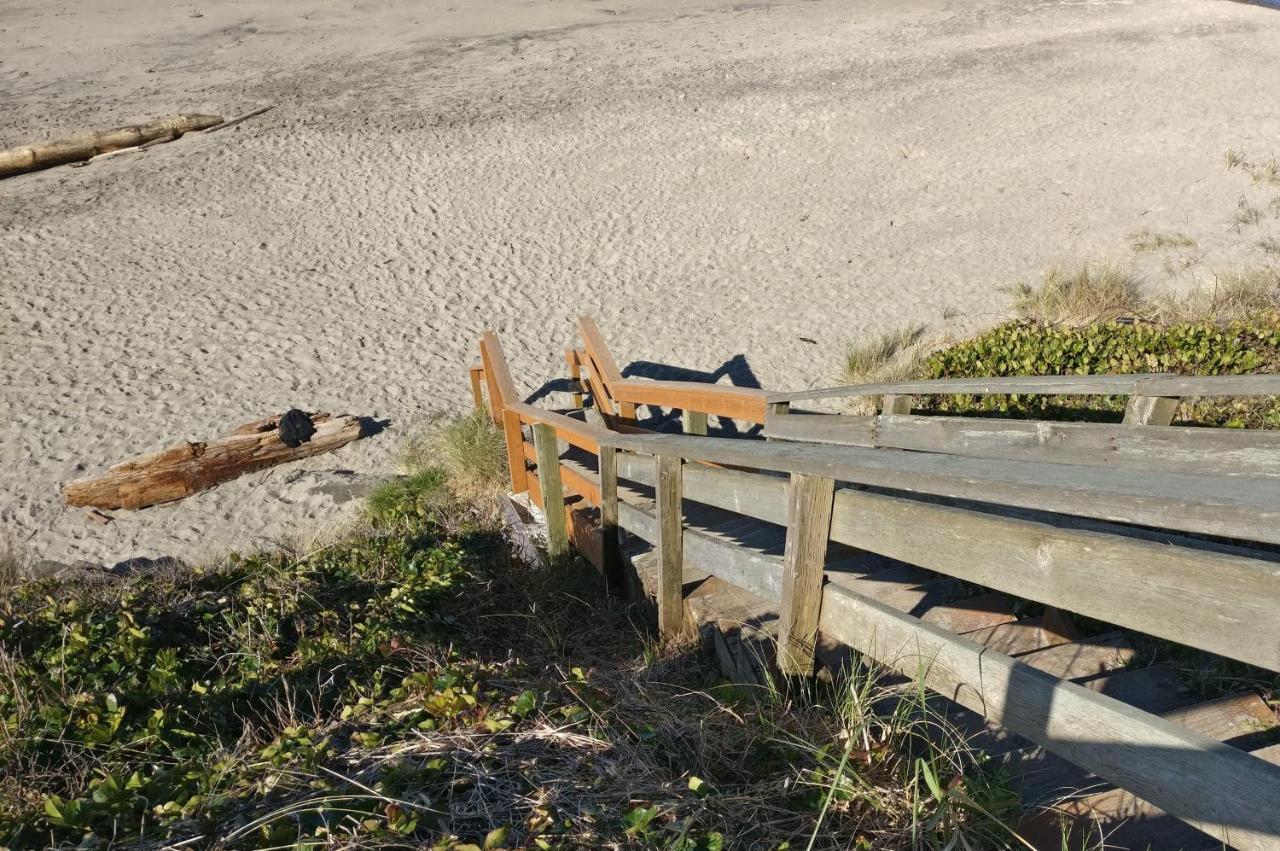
2,0,1279,565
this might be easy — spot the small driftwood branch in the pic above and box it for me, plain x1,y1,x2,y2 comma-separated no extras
203,105,274,134
0,114,224,179
63,412,364,510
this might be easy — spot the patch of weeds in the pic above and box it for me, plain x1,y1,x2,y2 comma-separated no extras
1004,262,1148,326
1226,149,1280,189
1258,236,1280,258
0,536,27,591
920,320,1280,426
1236,197,1265,231
1128,229,1197,254
841,324,946,413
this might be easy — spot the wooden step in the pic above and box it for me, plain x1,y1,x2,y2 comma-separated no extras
1017,693,1280,850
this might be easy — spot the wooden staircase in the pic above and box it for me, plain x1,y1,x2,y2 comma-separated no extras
476,317,1280,851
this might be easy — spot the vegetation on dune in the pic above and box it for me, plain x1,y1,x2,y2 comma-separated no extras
1,417,1030,850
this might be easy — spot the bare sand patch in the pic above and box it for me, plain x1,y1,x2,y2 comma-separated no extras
3,0,1279,564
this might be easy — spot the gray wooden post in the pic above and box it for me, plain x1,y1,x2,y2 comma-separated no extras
881,394,913,415
598,445,625,593
531,423,568,558
1123,395,1180,426
778,473,836,675
655,454,685,637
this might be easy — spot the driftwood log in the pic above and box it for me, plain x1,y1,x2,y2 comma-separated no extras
64,412,364,511
0,114,223,179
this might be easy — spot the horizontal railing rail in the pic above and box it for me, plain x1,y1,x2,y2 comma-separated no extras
766,373,1280,405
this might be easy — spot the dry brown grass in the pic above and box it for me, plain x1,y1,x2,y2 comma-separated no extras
0,537,29,592
1154,266,1280,323
839,323,945,414
1005,262,1149,326
1128,229,1196,254
1226,149,1280,190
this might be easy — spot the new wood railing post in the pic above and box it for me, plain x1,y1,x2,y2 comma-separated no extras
682,410,708,436
531,423,568,558
598,445,625,593
502,409,529,494
469,366,487,413
1124,394,1180,426
881,394,913,415
778,473,836,676
656,453,685,637
565,348,584,409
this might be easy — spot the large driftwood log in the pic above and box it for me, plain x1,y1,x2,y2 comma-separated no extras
0,114,223,179
64,412,364,510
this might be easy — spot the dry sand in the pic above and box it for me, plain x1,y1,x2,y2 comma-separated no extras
3,0,1280,566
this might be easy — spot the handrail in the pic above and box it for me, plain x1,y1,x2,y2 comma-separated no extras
577,316,772,423
767,373,1280,405
599,430,1280,545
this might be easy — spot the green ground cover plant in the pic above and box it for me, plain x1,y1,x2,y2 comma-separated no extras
1,418,1028,850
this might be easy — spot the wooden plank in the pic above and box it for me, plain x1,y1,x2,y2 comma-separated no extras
777,474,835,675
508,402,607,454
768,374,1168,404
564,348,584,409
616,446,1280,671
468,365,486,412
610,511,1280,850
599,430,1280,545
480,331,519,408
764,411,1280,478
682,409,708,436
553,456,601,506
576,316,636,420
599,446,625,593
502,409,529,494
917,591,1017,634
1015,632,1135,681
964,615,1077,657
656,454,685,637
766,373,1280,405
532,423,568,558
1124,394,1180,426
611,378,770,423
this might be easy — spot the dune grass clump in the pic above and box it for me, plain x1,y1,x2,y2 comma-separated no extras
840,324,944,413
1226,149,1280,190
0,538,28,591
1004,262,1148,326
368,412,509,529
1128,229,1197,254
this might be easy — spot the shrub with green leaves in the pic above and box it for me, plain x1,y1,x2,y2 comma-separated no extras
919,320,1280,427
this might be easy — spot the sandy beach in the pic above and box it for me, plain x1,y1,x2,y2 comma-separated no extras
3,0,1279,566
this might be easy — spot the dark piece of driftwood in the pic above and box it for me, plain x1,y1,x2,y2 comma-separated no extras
0,114,223,179
64,412,364,510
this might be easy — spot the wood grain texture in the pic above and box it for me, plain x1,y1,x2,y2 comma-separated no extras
598,446,625,593
881,394,913,414
656,454,686,637
777,474,835,675
613,451,1280,671
502,409,529,494
532,423,568,557
0,114,223,178
468,365,487,412
767,373,1280,404
1123,394,1180,426
64,412,362,510
565,348,584,408
682,409,709,436
764,411,1280,478
600,430,1280,544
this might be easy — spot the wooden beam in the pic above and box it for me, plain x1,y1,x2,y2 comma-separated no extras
598,446,625,593
468,365,486,412
576,316,636,420
768,373,1280,405
762,411,1280,478
612,505,1280,851
656,454,685,637
502,409,529,494
564,348,584,409
610,378,770,424
531,423,568,558
508,402,607,454
777,473,835,675
600,430,1280,545
480,331,520,408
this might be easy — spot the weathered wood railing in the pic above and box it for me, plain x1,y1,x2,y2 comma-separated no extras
469,322,1280,849
593,430,1280,851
